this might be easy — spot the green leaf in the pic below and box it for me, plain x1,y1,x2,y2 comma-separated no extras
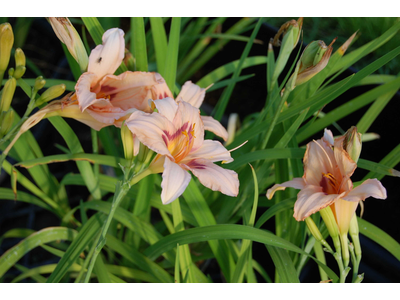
143,224,338,282
149,17,168,74
255,198,296,229
266,245,300,283
0,227,78,278
357,217,400,261
130,17,148,72
163,17,181,93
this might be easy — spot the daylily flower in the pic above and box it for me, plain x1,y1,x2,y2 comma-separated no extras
266,128,386,235
126,97,239,204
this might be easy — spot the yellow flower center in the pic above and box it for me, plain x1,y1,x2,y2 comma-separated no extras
168,123,196,163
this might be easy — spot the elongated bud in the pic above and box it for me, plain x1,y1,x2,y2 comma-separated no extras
36,84,66,106
48,17,88,72
15,48,26,68
0,77,16,112
0,23,14,74
343,126,362,163
349,214,362,260
34,76,46,92
0,109,14,137
121,123,135,162
294,38,336,87
12,65,26,79
319,206,341,254
272,17,303,49
305,217,333,253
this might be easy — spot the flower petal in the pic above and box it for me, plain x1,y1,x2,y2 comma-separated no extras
88,28,125,78
173,101,204,151
303,138,338,186
342,178,387,202
201,116,228,141
266,178,305,199
185,140,233,163
161,158,191,204
186,158,239,197
293,185,344,221
333,135,357,179
75,72,98,111
84,99,127,125
176,81,205,108
125,110,175,160
98,71,171,112
152,98,178,123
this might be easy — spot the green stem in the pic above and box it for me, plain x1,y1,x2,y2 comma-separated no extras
130,167,152,186
83,180,130,283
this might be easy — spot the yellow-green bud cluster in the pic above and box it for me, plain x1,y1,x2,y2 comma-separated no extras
36,84,66,106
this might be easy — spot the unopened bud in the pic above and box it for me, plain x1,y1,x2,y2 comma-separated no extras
34,76,46,92
36,84,66,106
272,17,303,50
48,18,88,72
319,206,341,254
15,48,26,68
0,23,14,73
349,214,362,260
294,38,336,87
12,65,26,79
343,126,362,163
0,77,16,112
305,217,333,253
121,123,135,162
0,109,14,137
8,67,14,77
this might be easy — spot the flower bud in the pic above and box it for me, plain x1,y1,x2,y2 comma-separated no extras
343,126,362,163
34,76,46,92
12,65,26,79
8,67,14,77
319,206,341,254
0,77,16,112
294,38,336,86
305,216,333,253
48,18,88,72
0,23,14,73
0,109,14,137
36,84,66,106
349,214,362,260
272,17,303,50
15,48,26,68
121,122,135,162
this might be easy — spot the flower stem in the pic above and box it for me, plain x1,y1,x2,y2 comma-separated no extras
83,180,130,283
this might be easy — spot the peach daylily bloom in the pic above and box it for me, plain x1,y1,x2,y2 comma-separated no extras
266,129,386,234
64,28,172,129
126,97,239,204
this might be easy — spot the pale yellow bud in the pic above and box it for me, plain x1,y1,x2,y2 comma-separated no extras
48,18,88,72
343,126,362,163
36,84,66,106
0,109,14,137
15,48,26,68
0,23,14,73
34,76,46,92
0,77,16,112
121,123,135,162
12,65,26,79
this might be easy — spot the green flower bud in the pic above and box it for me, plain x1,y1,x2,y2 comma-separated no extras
293,38,336,87
121,123,135,162
0,23,14,73
0,77,16,112
12,65,26,80
343,126,362,163
36,84,66,106
0,109,14,137
8,67,14,77
305,216,333,253
349,214,362,260
15,48,26,68
34,76,46,92
272,17,303,50
319,206,341,254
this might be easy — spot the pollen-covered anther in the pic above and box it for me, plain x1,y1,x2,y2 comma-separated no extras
323,172,339,191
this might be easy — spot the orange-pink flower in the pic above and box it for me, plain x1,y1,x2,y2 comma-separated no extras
267,129,386,234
